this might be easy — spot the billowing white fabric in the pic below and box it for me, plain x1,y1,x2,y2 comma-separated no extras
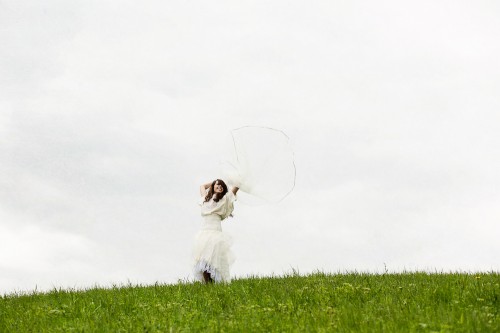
193,191,236,283
221,126,296,205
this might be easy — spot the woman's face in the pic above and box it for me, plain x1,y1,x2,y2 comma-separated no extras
213,181,224,194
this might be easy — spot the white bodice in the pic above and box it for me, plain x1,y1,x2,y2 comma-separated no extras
201,214,223,231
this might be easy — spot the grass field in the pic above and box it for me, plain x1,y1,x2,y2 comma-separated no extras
0,272,498,332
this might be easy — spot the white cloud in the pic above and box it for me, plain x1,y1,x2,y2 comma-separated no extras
1,0,499,293
0,212,96,292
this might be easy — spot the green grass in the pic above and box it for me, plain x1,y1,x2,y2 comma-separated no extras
0,272,498,332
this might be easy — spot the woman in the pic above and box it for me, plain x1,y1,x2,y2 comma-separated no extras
193,179,239,283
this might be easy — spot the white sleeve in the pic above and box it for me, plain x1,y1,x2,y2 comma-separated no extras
199,189,209,206
226,190,236,203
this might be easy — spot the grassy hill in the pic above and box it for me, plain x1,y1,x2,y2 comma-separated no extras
1,272,498,332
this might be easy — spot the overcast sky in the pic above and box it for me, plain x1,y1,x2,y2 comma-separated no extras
1,0,499,294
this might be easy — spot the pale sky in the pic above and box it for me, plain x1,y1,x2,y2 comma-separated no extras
1,0,499,294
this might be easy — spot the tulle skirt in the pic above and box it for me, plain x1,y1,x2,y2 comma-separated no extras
192,215,234,283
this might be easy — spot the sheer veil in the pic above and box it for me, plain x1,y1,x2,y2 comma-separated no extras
220,126,296,205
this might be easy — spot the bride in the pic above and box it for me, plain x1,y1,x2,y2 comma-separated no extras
193,179,239,283
192,126,296,283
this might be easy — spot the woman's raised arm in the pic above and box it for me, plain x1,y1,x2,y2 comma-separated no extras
200,182,212,196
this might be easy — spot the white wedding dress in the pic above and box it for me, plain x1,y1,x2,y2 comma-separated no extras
192,126,295,282
192,190,236,283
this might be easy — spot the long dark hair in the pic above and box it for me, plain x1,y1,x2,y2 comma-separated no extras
204,179,229,203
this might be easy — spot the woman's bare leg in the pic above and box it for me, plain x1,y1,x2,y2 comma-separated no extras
203,271,214,283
